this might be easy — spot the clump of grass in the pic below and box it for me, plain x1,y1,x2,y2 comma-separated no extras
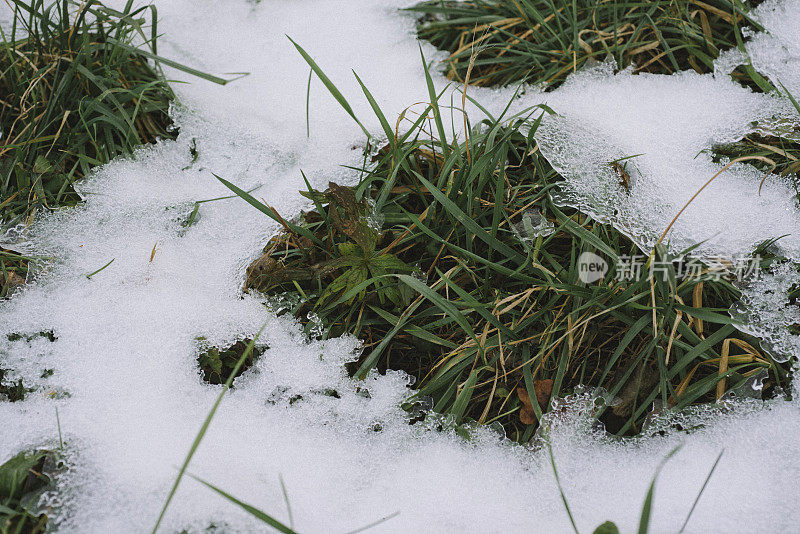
408,0,766,89
0,0,228,227
0,0,173,225
196,338,266,385
0,449,56,533
218,43,791,441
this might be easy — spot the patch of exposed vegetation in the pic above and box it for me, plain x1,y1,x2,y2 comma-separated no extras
0,368,30,402
715,131,799,172
710,91,800,202
0,449,58,533
220,46,791,441
0,0,227,228
408,0,770,90
6,330,56,343
0,1,174,226
0,249,31,299
0,331,57,401
196,338,266,385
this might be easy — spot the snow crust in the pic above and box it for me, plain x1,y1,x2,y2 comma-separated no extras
536,65,800,257
1,0,800,532
748,0,800,97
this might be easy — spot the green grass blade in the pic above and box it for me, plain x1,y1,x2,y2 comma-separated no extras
547,440,580,534
105,39,238,85
396,273,479,344
638,445,682,534
418,43,449,158
287,36,371,139
152,324,268,533
186,473,297,534
353,70,395,146
414,173,525,263
450,369,478,422
213,173,323,247
85,258,115,279
344,511,401,534
679,450,723,532
278,475,294,530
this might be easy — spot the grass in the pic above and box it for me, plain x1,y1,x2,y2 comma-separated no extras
215,42,793,442
0,449,55,534
713,132,800,186
0,0,228,228
0,2,791,530
711,86,800,197
0,249,35,299
407,0,771,90
548,441,724,533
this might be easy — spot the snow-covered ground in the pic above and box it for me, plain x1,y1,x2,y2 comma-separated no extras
1,0,800,532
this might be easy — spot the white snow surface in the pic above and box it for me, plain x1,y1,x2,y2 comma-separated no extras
1,0,800,532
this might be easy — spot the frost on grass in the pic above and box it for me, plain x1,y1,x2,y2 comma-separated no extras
0,0,800,532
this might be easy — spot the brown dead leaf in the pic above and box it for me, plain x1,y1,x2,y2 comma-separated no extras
520,405,537,425
517,379,554,425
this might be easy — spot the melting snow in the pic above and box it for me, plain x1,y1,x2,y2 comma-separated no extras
1,0,800,532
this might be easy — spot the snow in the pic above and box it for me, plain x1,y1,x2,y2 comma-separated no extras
1,0,800,532
535,64,800,258
748,0,800,97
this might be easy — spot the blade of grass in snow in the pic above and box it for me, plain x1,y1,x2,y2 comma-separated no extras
152,324,268,533
287,36,371,139
638,446,682,534
679,450,724,533
185,473,297,534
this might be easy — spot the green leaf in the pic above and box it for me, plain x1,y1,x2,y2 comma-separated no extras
450,370,478,423
371,253,410,271
594,521,620,534
0,450,49,500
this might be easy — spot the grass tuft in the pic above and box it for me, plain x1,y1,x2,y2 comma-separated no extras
0,449,57,533
219,45,792,441
408,0,766,89
0,0,227,228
